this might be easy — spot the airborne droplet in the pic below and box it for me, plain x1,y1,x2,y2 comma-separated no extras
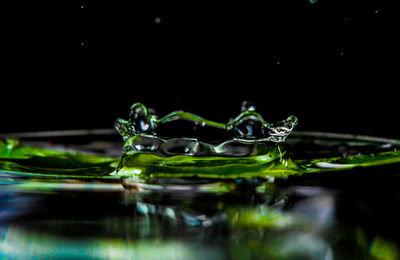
154,17,161,24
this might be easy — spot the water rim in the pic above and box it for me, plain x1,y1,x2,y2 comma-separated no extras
1,129,399,146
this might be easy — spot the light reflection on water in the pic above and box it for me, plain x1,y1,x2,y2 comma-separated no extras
1,131,400,259
0,176,399,259
1,227,225,259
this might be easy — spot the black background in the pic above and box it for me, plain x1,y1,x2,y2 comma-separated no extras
1,0,398,138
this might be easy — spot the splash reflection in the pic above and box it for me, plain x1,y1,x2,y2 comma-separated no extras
1,175,394,259
1,129,400,259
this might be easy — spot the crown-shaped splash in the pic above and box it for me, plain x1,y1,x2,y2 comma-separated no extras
115,102,298,144
114,102,298,177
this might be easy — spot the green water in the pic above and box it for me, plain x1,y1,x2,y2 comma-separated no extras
1,103,400,259
0,138,118,178
1,137,400,180
1,129,400,259
1,102,400,179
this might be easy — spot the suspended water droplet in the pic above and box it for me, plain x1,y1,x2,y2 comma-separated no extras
233,118,265,139
229,105,268,139
129,103,155,134
154,17,161,24
309,0,318,4
241,101,256,112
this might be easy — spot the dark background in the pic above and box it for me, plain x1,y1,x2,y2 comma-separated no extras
1,0,398,138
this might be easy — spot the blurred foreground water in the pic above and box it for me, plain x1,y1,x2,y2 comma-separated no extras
1,129,400,259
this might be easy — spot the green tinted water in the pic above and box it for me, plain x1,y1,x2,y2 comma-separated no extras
1,103,400,259
0,138,118,178
1,137,400,179
1,130,400,259
1,102,400,179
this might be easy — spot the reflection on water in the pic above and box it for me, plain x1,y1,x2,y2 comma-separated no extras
1,131,400,259
1,173,400,259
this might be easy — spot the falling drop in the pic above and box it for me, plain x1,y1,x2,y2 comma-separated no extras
309,0,318,4
154,17,161,24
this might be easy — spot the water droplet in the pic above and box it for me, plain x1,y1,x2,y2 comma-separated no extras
233,118,264,139
154,17,161,24
241,101,256,112
129,103,155,134
273,56,281,65
80,5,84,9
309,0,318,4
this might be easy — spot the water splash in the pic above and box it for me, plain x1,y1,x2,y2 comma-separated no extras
115,102,298,151
114,102,299,178
1,105,400,180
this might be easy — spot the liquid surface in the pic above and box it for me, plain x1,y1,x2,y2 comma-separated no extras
1,129,400,259
1,128,400,179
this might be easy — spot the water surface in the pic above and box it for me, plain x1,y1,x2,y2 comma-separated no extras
1,129,400,259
